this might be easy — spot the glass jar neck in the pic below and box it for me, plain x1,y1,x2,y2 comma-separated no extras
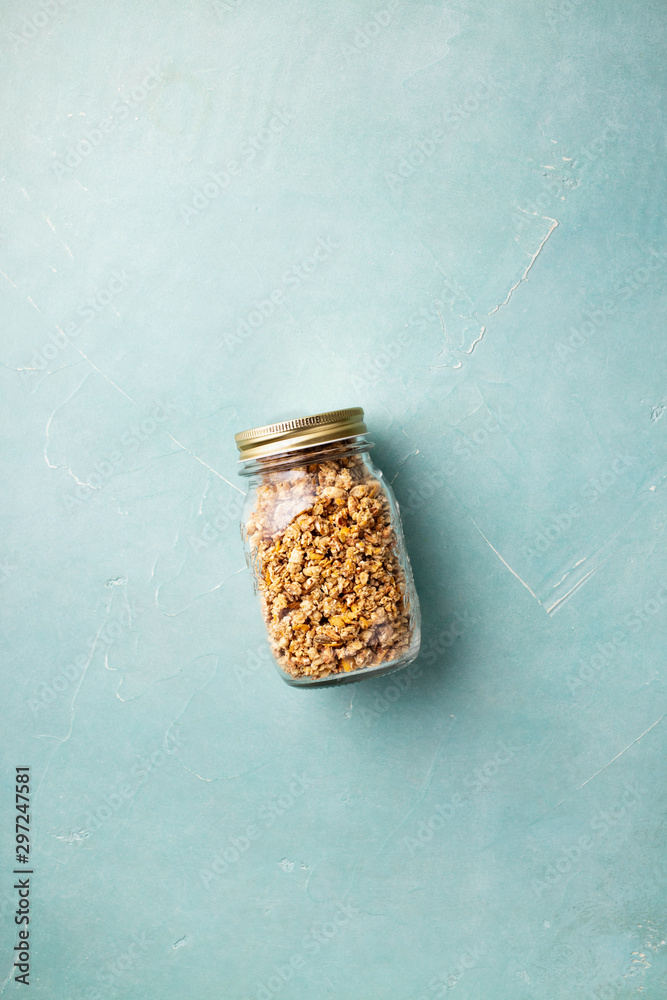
237,434,373,477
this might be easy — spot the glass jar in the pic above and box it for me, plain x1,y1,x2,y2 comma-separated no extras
235,408,421,687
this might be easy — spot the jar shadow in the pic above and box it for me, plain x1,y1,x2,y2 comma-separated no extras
350,438,471,708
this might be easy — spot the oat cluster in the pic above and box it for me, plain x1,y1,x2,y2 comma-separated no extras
245,455,413,680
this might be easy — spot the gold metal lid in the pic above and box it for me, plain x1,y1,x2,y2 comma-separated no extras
235,407,367,461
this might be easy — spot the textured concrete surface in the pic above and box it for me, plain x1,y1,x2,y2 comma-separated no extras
1,1,666,997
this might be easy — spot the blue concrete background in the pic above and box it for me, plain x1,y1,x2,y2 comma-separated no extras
1,0,666,997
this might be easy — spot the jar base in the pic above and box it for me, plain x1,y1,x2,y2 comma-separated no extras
278,644,421,688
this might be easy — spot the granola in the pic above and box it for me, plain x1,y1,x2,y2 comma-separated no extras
245,455,414,680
